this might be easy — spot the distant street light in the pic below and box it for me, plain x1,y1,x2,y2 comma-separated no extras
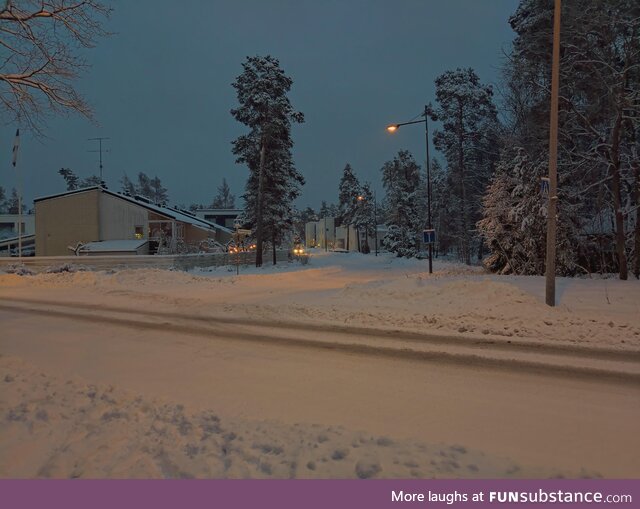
386,105,435,273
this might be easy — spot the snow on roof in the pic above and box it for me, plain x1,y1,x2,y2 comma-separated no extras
34,186,233,234
34,186,100,203
0,234,35,247
194,208,243,214
79,240,148,252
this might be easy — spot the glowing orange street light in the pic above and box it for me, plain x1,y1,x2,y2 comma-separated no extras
386,105,435,274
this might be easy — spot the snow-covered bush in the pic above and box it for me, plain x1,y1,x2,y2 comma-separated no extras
45,263,86,274
478,148,579,275
4,264,34,276
382,225,419,258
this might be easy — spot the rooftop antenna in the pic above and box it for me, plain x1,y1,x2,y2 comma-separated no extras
87,137,110,183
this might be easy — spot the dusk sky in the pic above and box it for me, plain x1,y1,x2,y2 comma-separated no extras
1,0,519,211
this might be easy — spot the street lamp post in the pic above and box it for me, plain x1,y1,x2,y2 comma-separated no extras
387,104,434,273
374,190,378,257
357,195,365,253
324,216,328,252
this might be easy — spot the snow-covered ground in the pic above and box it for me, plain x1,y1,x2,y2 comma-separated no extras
3,249,638,350
1,251,639,478
0,355,545,479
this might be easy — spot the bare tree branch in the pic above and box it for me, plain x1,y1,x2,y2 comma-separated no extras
0,0,111,132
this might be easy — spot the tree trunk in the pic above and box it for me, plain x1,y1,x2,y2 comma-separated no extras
608,105,628,280
272,232,277,265
255,136,267,267
633,160,640,279
458,100,470,265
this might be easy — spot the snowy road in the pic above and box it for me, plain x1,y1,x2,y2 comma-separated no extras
1,301,639,477
2,297,639,382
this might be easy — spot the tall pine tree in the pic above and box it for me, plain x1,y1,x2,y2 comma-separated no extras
58,168,79,191
120,174,137,196
231,55,304,267
353,182,376,253
433,67,500,264
149,176,169,205
337,163,360,251
212,178,236,208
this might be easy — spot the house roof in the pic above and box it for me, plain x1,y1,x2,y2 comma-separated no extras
194,208,243,215
34,186,233,234
78,239,148,253
0,234,35,248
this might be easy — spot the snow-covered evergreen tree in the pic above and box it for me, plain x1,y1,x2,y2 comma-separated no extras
337,163,361,250
136,172,153,197
149,176,168,205
498,0,640,278
120,174,137,196
231,55,304,266
353,182,376,253
81,175,105,188
432,67,500,264
293,206,318,243
430,158,456,256
211,178,236,209
58,168,79,191
381,151,422,258
319,201,329,218
58,168,107,190
478,148,580,275
7,188,24,214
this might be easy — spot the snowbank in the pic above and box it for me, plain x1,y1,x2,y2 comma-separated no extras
1,251,638,350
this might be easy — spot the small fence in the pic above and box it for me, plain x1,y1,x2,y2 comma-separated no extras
0,250,290,274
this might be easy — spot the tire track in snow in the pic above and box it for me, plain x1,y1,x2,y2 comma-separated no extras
3,295,638,361
1,299,639,386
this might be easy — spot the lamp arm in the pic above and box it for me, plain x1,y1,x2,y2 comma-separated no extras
395,119,426,127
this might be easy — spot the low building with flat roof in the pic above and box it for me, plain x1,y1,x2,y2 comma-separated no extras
0,213,35,240
193,208,243,229
34,187,232,256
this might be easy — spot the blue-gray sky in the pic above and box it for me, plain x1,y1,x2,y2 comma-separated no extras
2,0,519,210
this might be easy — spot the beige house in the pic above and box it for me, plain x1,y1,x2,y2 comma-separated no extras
35,187,232,256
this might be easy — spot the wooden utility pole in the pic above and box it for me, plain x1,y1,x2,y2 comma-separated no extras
424,105,433,274
545,0,561,306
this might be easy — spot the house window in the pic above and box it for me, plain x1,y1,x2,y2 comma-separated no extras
134,226,144,239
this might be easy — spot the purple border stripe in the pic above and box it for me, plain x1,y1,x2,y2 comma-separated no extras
2,479,639,509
